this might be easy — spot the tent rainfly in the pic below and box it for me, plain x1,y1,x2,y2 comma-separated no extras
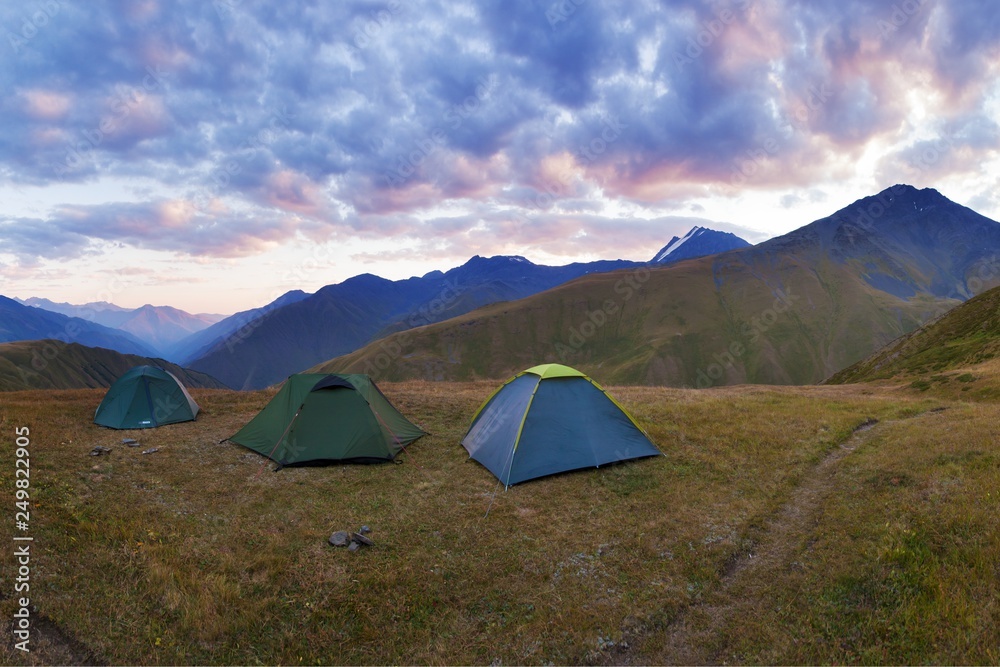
461,363,661,486
94,365,200,429
227,373,426,467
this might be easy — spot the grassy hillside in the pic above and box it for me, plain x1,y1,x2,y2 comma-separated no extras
828,285,1000,384
1,368,998,664
0,339,228,391
313,252,943,386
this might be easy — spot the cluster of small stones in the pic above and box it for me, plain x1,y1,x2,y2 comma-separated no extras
329,525,374,552
90,439,157,456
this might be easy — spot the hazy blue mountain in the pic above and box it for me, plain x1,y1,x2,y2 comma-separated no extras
170,289,311,363
114,304,225,356
17,297,225,354
16,297,136,327
0,296,157,356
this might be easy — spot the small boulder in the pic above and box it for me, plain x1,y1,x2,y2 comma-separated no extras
351,532,374,547
328,531,351,547
347,541,360,552
89,446,112,456
141,448,159,455
359,525,372,535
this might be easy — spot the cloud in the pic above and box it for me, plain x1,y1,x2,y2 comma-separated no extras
874,112,1000,185
0,200,319,262
1,0,998,271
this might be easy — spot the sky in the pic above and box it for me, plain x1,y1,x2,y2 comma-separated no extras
2,0,999,315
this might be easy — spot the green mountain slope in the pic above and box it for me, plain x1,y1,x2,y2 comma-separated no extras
312,252,936,385
312,186,1000,386
826,285,1000,384
0,339,228,391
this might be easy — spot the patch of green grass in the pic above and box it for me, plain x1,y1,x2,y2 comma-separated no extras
713,403,1000,665
910,379,932,391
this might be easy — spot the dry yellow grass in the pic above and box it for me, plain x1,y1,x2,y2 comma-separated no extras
0,372,998,665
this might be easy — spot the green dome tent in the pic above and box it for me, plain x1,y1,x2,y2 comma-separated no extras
94,366,200,429
227,373,427,467
461,363,661,486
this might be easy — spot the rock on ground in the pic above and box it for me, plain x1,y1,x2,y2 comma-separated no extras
329,531,351,547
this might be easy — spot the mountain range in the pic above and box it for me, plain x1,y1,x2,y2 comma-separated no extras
15,298,224,356
12,187,997,393
181,227,749,389
5,226,749,390
312,185,1000,386
169,289,311,363
1,296,156,357
184,256,642,389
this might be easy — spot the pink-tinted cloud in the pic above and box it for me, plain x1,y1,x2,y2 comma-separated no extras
0,200,315,262
19,89,72,120
1,0,998,270
258,169,322,215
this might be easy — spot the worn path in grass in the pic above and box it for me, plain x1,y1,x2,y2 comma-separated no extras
3,604,102,666
607,409,942,665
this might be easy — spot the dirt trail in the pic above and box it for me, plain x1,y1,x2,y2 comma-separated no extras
3,613,103,666
602,417,887,665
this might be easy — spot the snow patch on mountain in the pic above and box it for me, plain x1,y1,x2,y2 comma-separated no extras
650,226,752,264
653,227,704,262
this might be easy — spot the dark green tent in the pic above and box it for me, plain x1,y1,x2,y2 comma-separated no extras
94,366,200,429
227,373,426,467
461,363,661,486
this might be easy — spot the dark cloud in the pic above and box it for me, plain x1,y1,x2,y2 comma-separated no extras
0,0,996,266
930,0,1000,92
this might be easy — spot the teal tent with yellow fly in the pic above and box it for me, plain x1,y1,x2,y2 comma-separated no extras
460,363,661,486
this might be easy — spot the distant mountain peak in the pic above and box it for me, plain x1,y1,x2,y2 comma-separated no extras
0,297,157,356
834,184,950,223
17,297,130,313
465,254,536,266
650,226,751,264
652,226,704,262
338,272,392,288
